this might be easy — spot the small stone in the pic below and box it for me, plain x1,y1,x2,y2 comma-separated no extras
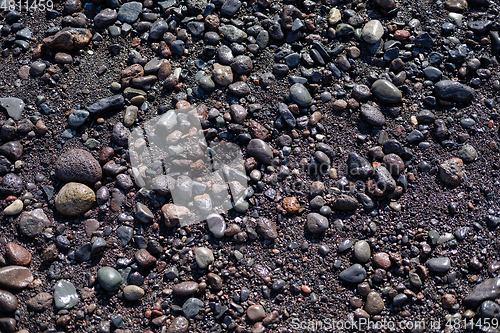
134,249,156,268
27,292,52,312
68,110,89,128
328,8,341,25
282,197,300,214
255,218,278,240
360,104,385,127
123,285,145,301
0,290,18,313
426,257,451,273
167,317,189,333
212,63,233,87
0,98,25,120
55,182,96,216
42,28,92,52
457,144,478,163
135,202,153,224
173,282,199,297
0,173,23,196
439,158,464,187
195,247,214,269
435,80,474,102
445,0,467,12
123,106,138,127
54,280,79,310
18,208,50,237
97,267,122,291
117,1,142,23
206,214,226,238
246,139,273,165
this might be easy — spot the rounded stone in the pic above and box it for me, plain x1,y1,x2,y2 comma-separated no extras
371,80,402,104
3,199,23,216
353,240,371,263
247,304,266,321
289,83,312,107
247,139,273,165
5,242,31,266
195,247,214,269
339,264,367,284
97,266,123,291
55,182,96,216
167,317,189,333
306,213,329,234
123,285,145,301
54,280,79,310
0,290,18,313
362,20,384,44
365,292,384,315
55,149,102,184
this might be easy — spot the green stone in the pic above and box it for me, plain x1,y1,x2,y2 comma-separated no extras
289,83,312,107
97,267,122,292
54,280,79,309
84,138,100,149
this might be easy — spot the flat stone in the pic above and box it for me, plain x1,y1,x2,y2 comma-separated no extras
55,149,102,184
195,247,214,269
54,280,79,309
98,267,122,291
457,144,478,163
173,281,199,297
339,264,367,283
371,79,402,103
445,0,467,12
0,98,25,120
87,94,125,115
0,266,33,289
68,110,89,128
55,182,96,216
219,25,247,43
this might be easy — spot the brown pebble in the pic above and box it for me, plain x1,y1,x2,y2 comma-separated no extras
282,197,300,214
5,242,32,266
441,294,456,309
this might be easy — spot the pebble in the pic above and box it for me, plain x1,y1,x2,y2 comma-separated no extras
18,208,50,237
360,104,385,127
255,218,278,240
439,158,464,187
464,278,500,308
55,149,102,184
206,214,226,238
42,27,92,51
362,20,384,44
328,8,341,25
426,257,451,273
246,139,273,165
87,94,125,115
54,280,79,309
457,144,478,163
117,1,142,23
68,110,89,127
167,317,189,333
247,304,266,321
0,266,33,289
3,199,23,215
365,292,384,315
371,80,402,104
339,264,367,283
0,290,18,313
123,285,145,301
173,282,199,297
282,197,300,214
195,247,214,269
434,80,474,102
97,267,122,291
0,98,25,120
5,243,31,266
306,213,329,234
55,182,96,216
0,173,23,196
182,297,204,319
353,240,371,263
289,83,312,107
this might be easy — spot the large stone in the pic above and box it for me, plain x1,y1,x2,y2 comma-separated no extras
42,28,92,51
54,280,79,310
0,173,23,196
246,139,273,165
0,98,25,120
27,292,53,312
55,149,102,184
0,266,33,289
117,1,142,23
18,208,50,237
55,182,96,216
463,278,500,308
0,290,17,313
434,80,474,102
289,83,312,107
362,20,384,44
371,80,402,103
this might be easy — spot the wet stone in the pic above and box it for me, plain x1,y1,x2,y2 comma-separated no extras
97,267,122,291
339,264,367,283
195,247,214,269
54,280,79,309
